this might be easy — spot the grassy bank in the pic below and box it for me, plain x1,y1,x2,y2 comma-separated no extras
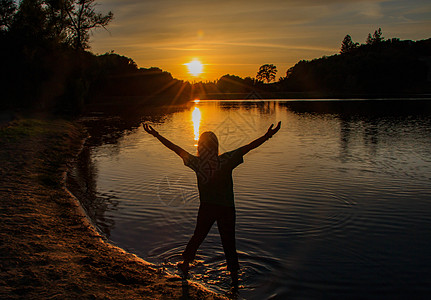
0,117,223,299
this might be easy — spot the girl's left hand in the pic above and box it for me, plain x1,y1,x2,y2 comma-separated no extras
143,124,159,137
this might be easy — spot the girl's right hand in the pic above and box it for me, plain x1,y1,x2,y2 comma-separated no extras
265,121,281,138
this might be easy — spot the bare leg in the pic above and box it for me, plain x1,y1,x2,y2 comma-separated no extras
181,204,216,278
177,260,190,278
217,207,239,286
231,269,238,288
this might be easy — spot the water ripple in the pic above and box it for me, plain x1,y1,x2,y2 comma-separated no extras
74,100,431,299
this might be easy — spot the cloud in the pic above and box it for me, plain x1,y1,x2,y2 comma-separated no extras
357,2,384,18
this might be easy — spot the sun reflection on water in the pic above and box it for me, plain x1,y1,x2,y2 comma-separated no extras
192,106,201,146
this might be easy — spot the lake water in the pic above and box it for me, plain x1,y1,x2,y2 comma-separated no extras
69,99,431,299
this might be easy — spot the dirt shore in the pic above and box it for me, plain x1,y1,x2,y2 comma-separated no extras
0,118,224,299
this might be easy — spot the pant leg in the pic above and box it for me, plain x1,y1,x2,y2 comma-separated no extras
182,203,216,262
217,207,239,271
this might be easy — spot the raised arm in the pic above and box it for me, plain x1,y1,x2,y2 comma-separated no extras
239,121,281,155
143,124,188,158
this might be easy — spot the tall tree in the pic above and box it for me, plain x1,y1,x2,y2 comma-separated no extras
340,34,358,54
0,0,16,31
256,64,277,83
11,0,48,40
64,0,113,49
44,0,71,43
5,0,112,48
373,28,384,43
366,28,384,45
366,33,373,45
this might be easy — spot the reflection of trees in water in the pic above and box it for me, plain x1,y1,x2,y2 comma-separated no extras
68,104,191,237
82,105,191,148
219,100,277,115
338,115,379,162
278,99,431,117
339,117,351,162
363,118,379,155
67,146,118,237
278,99,431,162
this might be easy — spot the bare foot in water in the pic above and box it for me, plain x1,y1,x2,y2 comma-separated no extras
230,269,238,289
177,261,189,279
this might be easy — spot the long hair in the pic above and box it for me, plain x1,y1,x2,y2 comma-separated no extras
197,131,219,157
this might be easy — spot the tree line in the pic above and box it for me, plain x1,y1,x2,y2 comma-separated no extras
0,0,190,114
192,29,430,99
0,0,113,50
1,0,430,115
279,30,430,95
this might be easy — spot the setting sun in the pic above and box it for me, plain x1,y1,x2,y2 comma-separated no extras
185,59,203,77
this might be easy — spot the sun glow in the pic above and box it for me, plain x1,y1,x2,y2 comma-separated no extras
185,59,203,77
192,106,201,146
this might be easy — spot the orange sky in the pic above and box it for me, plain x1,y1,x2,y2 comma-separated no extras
90,0,431,81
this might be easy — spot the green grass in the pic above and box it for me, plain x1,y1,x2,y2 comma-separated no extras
0,119,52,143
0,118,78,143
0,117,85,187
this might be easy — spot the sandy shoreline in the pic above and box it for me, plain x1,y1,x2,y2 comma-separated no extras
0,118,224,299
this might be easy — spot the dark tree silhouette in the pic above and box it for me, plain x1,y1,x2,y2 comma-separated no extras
280,37,431,94
4,0,112,48
366,33,372,45
0,0,16,31
44,0,72,43
366,28,384,45
12,0,58,43
64,0,113,49
256,64,277,83
340,34,358,54
217,74,250,93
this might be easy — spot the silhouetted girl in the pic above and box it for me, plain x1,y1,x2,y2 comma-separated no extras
143,121,281,287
